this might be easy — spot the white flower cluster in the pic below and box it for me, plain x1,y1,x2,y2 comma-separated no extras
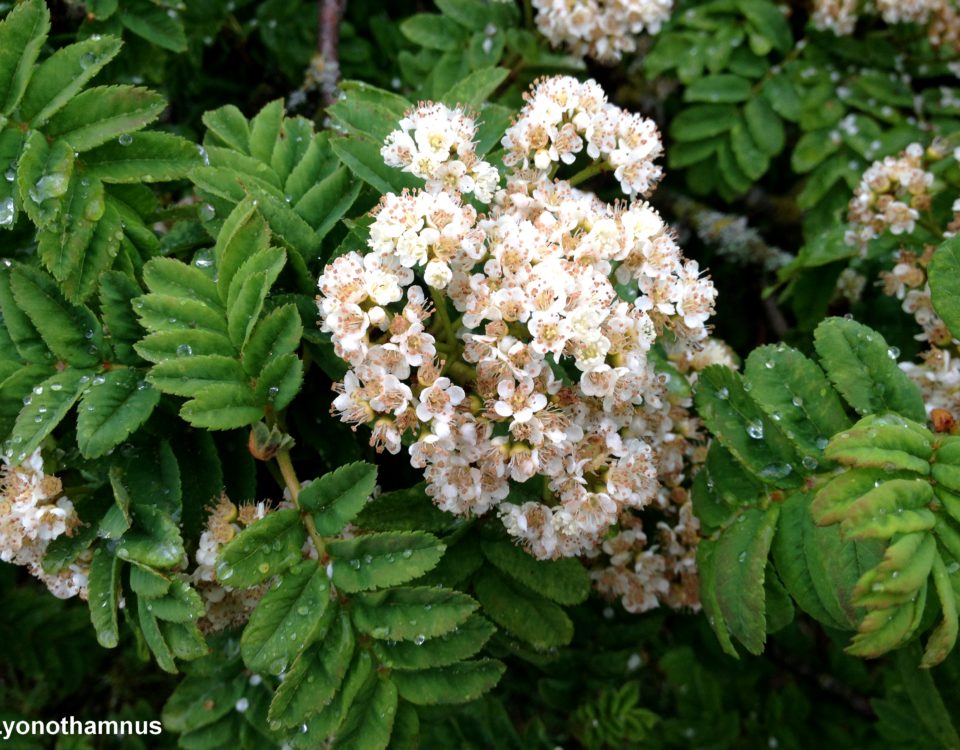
845,144,934,249
318,77,717,559
0,449,89,599
812,0,859,35
532,0,673,63
382,103,500,202
813,0,959,50
191,494,273,633
501,77,664,198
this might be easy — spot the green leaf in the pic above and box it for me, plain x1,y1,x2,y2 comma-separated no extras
773,492,879,630
163,674,246,734
148,579,205,623
242,304,302,377
19,35,122,126
743,97,785,155
120,4,187,52
392,659,504,705
480,539,590,605
684,75,752,104
300,461,379,535
923,553,959,668
117,505,184,569
213,199,271,302
45,85,166,152
331,673,398,750
891,646,960,748
330,136,420,195
400,14,466,50
216,508,306,588
669,105,738,141
441,67,508,107
241,560,333,674
813,317,926,422
694,366,802,486
743,344,851,461
729,121,768,180
296,166,362,241
928,236,960,341
372,614,495,670
268,610,354,727
0,0,50,116
699,505,780,656
354,483,454,533
76,368,160,458
762,75,802,122
87,545,121,648
142,256,222,310
129,565,172,598
293,651,374,746
328,532,446,593
738,0,792,52
351,587,477,641
137,595,177,673
148,356,248,398
8,368,88,464
473,568,573,650
82,132,201,183
226,247,285,349
248,99,284,164
178,383,263,430
17,131,74,228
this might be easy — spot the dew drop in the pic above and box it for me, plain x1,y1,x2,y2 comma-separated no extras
746,420,764,439
118,133,133,146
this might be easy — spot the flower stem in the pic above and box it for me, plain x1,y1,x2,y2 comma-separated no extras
276,448,326,558
568,161,609,187
523,0,533,28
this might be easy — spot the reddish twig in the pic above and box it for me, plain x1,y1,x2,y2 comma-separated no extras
317,0,347,108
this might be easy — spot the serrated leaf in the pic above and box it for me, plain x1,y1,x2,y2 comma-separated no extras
743,344,851,461
19,35,122,126
331,673,397,750
330,136,420,195
351,587,477,641
0,0,50,116
669,104,738,141
87,545,121,648
179,383,263,429
373,614,495,670
135,330,235,363
929,236,960,341
226,247,285,348
400,14,466,50
241,560,333,674
922,553,959,668
82,132,201,183
824,414,933,475
120,4,187,52
354,483,454,533
138,595,177,673
268,610,354,727
684,74,752,104
392,659,504,706
694,366,802,486
441,67,508,107
293,650,374,746
129,564,172,598
300,461,378,535
148,579,205,623
76,368,159,458
142,256,222,309
216,508,305,588
473,567,572,650
117,504,184,569
8,368,88,464
814,317,926,422
838,479,936,540
480,539,590,605
213,199,271,303
17,132,74,228
163,674,247,734
45,85,166,152
296,167,362,242
700,505,780,656
327,532,445,593
242,304,302,377
148,356,248,398
743,97,785,156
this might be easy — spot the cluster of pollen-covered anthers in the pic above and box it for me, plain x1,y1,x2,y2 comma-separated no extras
191,494,275,633
814,0,960,49
501,77,664,198
845,144,935,250
532,0,673,63
0,449,89,599
318,76,716,560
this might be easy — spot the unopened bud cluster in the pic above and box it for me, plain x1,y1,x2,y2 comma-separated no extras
318,76,716,560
